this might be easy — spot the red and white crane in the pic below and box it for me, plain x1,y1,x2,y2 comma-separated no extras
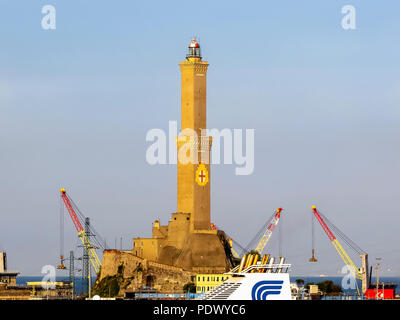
255,208,283,254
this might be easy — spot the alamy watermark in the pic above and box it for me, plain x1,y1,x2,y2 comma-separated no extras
341,265,357,290
41,5,56,30
146,121,255,176
41,265,56,289
40,4,356,31
341,5,356,30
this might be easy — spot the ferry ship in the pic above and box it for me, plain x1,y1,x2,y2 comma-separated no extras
203,255,292,300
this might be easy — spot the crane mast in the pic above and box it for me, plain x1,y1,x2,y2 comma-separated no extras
60,188,102,274
255,208,283,254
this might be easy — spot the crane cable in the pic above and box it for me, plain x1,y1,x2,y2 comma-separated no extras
67,195,107,250
278,213,283,257
230,237,247,256
311,211,315,254
318,211,365,255
60,196,64,260
244,211,276,253
213,224,247,256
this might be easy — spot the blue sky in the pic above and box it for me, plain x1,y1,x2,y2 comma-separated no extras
0,0,399,276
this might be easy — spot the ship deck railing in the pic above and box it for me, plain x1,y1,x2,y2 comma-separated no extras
227,263,291,274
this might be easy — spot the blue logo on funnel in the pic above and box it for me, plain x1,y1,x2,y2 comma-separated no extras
251,280,284,300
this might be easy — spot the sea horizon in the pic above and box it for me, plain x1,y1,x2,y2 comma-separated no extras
15,275,400,295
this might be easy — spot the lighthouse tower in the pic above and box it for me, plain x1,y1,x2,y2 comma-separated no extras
177,38,212,231
130,39,231,274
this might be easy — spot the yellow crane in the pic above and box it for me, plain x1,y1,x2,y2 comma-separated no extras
310,206,369,295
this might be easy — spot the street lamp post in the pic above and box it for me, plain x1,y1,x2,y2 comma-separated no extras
376,258,382,300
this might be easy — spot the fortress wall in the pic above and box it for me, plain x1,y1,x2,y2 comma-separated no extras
99,250,144,279
146,261,193,293
97,250,195,294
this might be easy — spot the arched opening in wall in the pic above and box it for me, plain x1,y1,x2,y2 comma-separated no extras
146,275,155,288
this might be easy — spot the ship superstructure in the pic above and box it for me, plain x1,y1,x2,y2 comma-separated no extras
203,256,292,300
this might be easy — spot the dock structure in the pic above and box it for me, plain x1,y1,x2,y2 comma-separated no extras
0,252,19,287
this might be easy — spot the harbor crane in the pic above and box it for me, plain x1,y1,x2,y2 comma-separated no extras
244,208,284,256
211,208,283,263
310,206,369,295
254,208,283,255
58,188,103,275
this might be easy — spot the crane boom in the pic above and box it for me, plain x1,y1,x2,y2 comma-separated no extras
311,206,362,280
60,188,102,274
255,208,283,254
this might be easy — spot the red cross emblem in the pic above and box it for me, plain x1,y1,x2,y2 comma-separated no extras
195,164,208,186
199,170,206,183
